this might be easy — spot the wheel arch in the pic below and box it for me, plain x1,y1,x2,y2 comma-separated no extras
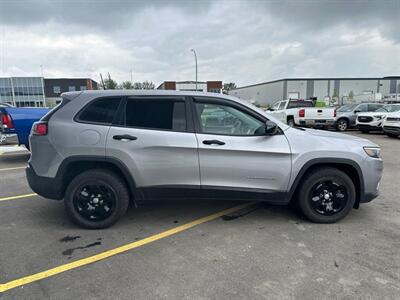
288,158,364,208
56,156,138,203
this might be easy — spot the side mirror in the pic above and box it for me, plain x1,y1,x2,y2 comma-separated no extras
265,120,278,135
267,108,274,111
354,110,361,114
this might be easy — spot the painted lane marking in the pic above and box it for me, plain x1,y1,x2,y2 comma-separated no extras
0,202,253,293
0,166,26,172
0,193,38,202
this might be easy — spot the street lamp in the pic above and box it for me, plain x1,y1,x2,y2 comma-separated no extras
190,49,198,91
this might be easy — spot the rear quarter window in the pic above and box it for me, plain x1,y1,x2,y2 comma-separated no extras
76,97,122,125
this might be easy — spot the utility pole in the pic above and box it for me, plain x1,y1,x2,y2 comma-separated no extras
190,49,198,91
130,68,133,85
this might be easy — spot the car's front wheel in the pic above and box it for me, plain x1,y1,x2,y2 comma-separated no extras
64,169,130,229
297,167,356,223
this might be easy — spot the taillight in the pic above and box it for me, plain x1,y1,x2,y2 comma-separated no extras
299,109,305,118
33,122,48,136
1,113,14,129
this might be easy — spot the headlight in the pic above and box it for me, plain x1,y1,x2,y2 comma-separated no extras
364,147,381,159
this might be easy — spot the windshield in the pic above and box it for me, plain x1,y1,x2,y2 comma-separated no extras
377,105,400,113
337,104,358,112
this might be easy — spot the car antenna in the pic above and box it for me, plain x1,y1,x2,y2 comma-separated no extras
100,73,106,90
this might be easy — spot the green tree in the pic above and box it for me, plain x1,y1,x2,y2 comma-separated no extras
102,73,118,90
133,82,143,90
121,81,133,89
132,81,155,90
142,81,155,90
223,82,237,94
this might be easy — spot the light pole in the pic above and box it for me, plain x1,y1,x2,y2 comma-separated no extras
190,49,198,91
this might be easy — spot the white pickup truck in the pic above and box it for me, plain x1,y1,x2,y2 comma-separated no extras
266,99,336,128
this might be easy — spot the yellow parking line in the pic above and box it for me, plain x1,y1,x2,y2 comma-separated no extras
0,193,37,202
0,202,253,293
0,166,26,172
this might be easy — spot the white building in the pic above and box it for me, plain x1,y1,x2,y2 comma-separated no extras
229,76,400,106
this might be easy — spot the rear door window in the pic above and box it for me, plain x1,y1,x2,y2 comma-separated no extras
124,98,187,132
77,97,121,124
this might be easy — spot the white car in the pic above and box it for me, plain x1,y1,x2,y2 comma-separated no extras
356,104,400,133
383,111,400,138
266,99,336,128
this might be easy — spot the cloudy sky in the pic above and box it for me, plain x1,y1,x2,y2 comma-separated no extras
0,0,399,87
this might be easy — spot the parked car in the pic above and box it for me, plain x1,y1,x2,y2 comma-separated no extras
382,112,400,138
335,103,385,131
266,99,336,128
26,90,383,229
356,104,400,133
0,106,49,149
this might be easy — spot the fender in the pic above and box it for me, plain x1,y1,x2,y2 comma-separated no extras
56,155,139,200
287,158,364,205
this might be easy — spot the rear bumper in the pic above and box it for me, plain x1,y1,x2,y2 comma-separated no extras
298,119,335,127
26,164,63,200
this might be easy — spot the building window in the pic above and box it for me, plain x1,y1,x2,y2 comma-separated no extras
69,86,76,92
80,86,87,91
53,86,61,94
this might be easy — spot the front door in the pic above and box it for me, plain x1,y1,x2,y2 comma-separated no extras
193,97,292,201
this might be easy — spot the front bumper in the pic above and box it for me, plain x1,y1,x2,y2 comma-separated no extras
383,126,400,135
26,164,63,200
356,124,383,131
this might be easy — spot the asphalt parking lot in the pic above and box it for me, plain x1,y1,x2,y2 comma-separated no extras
0,132,399,299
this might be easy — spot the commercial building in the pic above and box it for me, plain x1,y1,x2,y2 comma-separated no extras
229,76,400,106
0,77,98,107
44,78,98,106
157,81,222,93
0,77,45,107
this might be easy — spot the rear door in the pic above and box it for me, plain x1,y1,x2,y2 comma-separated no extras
106,96,200,197
193,97,291,200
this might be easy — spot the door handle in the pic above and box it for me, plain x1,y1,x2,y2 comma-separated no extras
113,134,137,141
203,139,225,146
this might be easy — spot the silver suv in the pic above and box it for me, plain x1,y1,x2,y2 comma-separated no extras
26,91,383,228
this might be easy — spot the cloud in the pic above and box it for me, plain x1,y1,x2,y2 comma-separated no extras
0,0,399,86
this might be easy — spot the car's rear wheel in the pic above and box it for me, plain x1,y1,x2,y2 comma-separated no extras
64,169,130,229
297,167,355,223
336,119,348,131
287,118,295,127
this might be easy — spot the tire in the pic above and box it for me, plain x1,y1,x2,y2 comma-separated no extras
287,118,295,127
64,169,130,229
297,167,356,223
386,133,399,138
336,119,348,132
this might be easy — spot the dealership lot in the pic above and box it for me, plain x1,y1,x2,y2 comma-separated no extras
0,132,399,299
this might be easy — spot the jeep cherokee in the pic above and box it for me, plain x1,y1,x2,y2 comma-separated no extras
26,90,383,228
